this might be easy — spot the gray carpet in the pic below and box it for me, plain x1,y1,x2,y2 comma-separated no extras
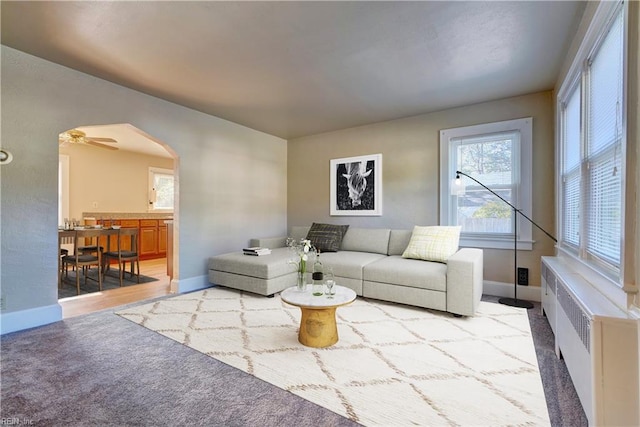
1,293,587,426
58,269,158,299
485,296,588,427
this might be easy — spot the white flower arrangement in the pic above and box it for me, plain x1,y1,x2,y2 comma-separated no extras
286,237,315,274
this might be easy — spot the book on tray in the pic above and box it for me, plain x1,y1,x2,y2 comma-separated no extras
243,247,271,256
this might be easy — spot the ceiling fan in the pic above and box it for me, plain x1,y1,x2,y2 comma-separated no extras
59,129,118,150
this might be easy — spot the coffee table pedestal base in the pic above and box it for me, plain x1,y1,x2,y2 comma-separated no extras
281,285,356,348
298,307,338,348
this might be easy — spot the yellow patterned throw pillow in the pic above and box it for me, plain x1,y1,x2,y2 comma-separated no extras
402,226,462,263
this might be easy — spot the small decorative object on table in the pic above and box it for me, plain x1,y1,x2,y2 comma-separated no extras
286,237,316,291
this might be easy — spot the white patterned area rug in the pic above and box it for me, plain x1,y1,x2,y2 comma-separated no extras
117,287,550,426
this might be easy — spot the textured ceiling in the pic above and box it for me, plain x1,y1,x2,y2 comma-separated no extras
1,1,585,139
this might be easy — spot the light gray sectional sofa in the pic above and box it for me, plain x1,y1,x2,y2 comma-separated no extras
208,226,483,316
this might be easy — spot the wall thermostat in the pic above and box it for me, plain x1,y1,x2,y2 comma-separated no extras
0,149,13,165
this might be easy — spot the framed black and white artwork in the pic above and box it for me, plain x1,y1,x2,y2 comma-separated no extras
330,153,382,216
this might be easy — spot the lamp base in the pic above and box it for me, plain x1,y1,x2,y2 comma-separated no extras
498,297,534,309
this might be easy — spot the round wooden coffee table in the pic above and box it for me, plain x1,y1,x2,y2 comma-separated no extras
281,285,356,348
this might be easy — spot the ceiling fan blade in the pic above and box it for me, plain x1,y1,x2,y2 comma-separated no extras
87,137,117,143
85,140,118,150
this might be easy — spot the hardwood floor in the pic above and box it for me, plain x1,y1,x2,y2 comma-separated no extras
59,258,174,319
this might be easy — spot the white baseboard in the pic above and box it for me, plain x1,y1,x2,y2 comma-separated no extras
173,275,211,294
1,303,63,335
483,280,542,302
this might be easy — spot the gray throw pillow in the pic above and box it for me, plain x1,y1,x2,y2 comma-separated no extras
306,223,349,252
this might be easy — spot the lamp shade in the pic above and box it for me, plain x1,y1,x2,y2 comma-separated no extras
451,175,466,196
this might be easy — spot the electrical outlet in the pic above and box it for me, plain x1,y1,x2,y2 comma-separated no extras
92,201,98,208
0,295,6,311
517,268,529,286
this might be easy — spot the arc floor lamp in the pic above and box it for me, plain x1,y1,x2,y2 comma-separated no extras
453,171,557,309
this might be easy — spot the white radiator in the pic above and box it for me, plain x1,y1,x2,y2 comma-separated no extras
541,257,639,426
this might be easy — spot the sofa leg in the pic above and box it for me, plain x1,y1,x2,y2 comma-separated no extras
452,313,463,318
267,294,275,298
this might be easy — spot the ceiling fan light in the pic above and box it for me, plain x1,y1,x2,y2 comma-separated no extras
58,128,118,150
67,129,85,139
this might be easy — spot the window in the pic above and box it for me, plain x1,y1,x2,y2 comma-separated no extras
148,167,174,211
557,3,625,281
440,118,533,249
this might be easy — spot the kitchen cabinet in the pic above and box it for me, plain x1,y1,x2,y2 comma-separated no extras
140,219,158,257
95,217,170,260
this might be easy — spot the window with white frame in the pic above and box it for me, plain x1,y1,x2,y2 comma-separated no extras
148,167,174,211
558,2,625,281
440,118,533,250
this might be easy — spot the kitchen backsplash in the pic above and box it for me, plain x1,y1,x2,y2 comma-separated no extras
83,212,174,220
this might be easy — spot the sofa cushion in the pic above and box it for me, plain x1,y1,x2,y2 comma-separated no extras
402,226,461,263
388,229,412,255
208,247,296,280
340,227,390,254
364,256,447,292
306,222,349,252
318,251,387,280
290,226,311,241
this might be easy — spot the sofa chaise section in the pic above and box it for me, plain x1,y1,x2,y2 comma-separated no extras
208,247,297,296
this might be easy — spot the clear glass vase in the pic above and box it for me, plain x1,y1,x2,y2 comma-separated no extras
296,271,306,291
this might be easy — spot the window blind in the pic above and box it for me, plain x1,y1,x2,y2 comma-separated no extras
562,85,581,248
587,149,622,264
584,10,623,268
588,12,623,156
563,169,581,247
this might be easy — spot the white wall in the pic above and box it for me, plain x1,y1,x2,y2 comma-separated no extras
0,46,287,333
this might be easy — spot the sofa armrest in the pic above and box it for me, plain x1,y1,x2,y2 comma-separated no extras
249,236,287,249
446,248,483,316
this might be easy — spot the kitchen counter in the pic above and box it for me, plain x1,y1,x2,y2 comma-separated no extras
83,212,173,220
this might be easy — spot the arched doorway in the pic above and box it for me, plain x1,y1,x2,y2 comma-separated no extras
58,123,179,317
